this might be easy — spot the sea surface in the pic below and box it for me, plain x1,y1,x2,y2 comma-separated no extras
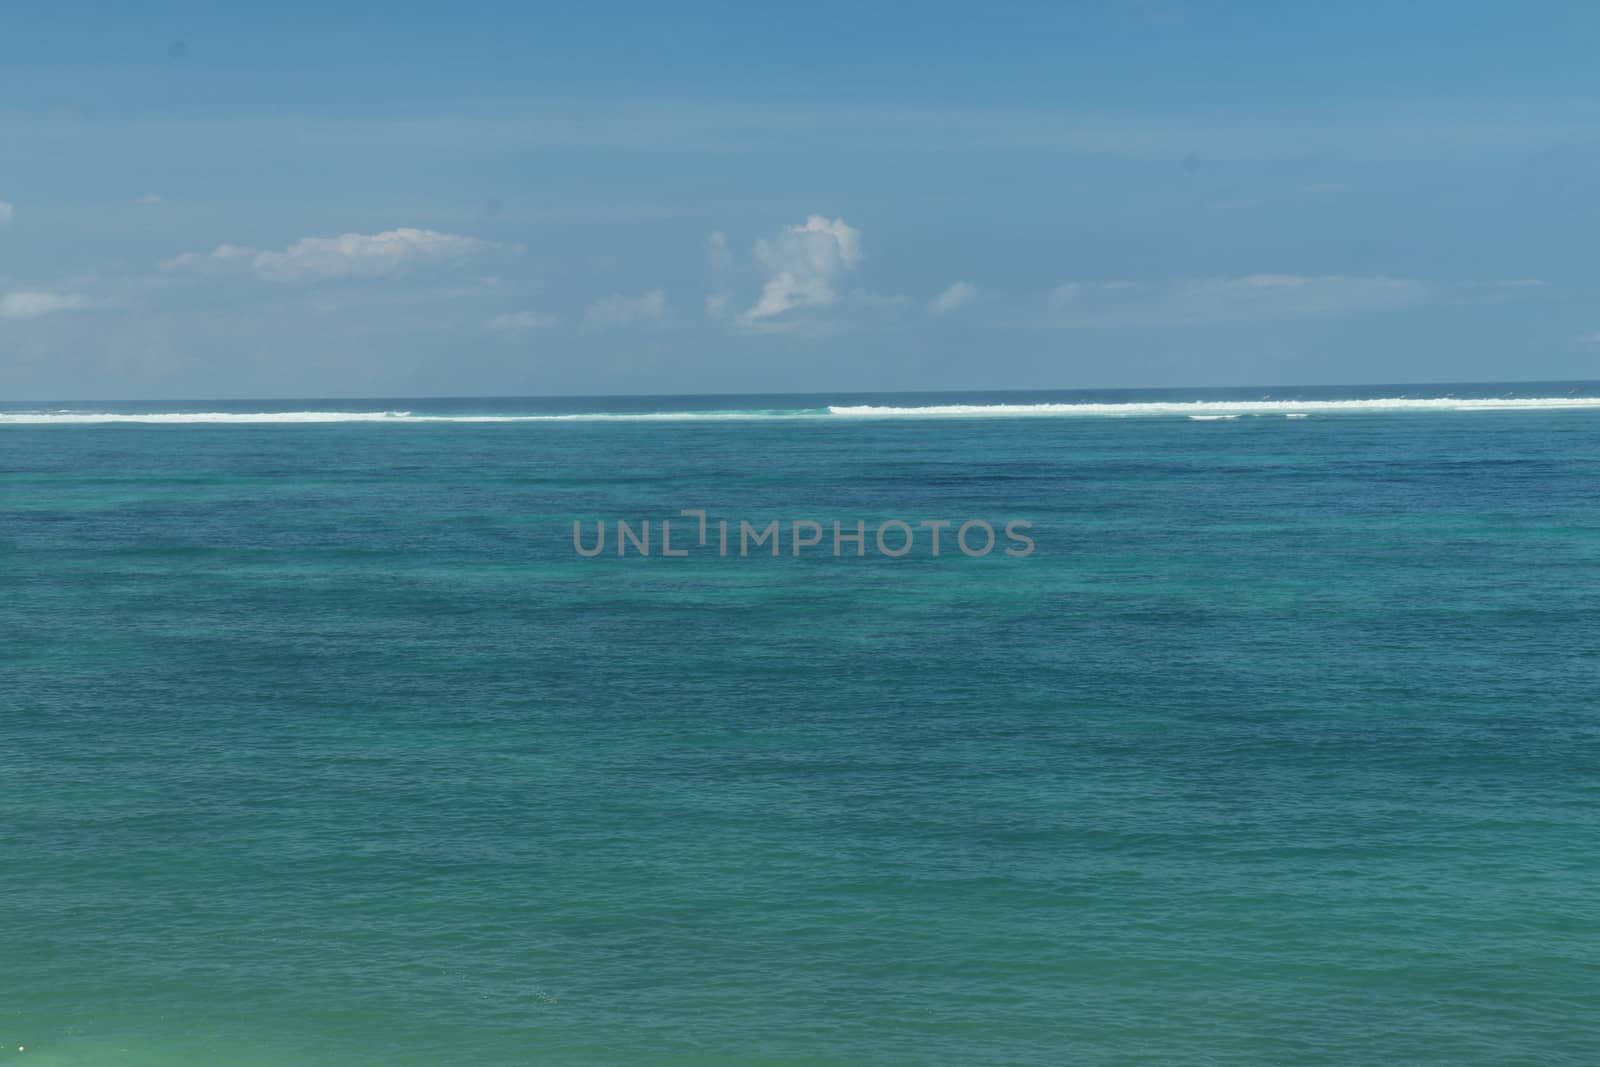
4,383,1600,1065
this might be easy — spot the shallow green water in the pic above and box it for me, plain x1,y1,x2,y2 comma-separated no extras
4,392,1600,1064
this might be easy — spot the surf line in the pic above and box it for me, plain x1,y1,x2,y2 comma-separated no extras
573,511,1035,559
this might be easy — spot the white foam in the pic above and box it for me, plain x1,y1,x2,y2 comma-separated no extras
826,397,1600,418
0,410,417,424
0,410,805,425
3,395,1598,425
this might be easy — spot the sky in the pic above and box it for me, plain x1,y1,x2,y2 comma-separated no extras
1,1,1598,400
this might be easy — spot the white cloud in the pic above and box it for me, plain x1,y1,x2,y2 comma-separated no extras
163,243,255,273
487,310,557,334
164,227,500,282
743,215,861,322
1580,331,1600,346
1046,274,1426,325
705,291,731,318
929,281,976,316
1,291,89,319
1050,282,1082,305
0,201,13,224
136,193,163,205
587,289,666,326
708,231,732,269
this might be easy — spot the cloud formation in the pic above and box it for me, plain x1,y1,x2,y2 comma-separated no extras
0,200,13,224
165,228,500,282
929,281,976,316
0,291,88,319
587,289,666,326
744,215,861,322
708,231,732,269
1048,274,1427,325
487,310,557,334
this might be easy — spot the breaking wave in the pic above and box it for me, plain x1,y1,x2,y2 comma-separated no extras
5,395,1600,424
826,397,1600,418
0,410,814,425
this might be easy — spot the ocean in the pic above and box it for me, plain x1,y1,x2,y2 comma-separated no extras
5,382,1599,1065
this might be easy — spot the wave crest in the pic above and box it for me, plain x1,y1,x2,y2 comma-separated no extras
5,395,1599,424
827,397,1600,418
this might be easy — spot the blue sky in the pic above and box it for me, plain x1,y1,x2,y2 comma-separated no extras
2,1,1598,399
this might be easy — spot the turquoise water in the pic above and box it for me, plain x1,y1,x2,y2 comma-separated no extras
5,385,1600,1065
